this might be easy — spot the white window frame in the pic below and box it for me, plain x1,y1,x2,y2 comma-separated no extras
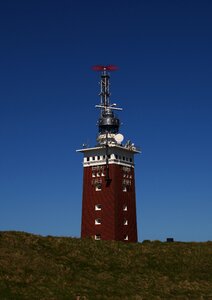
123,186,127,192
95,234,101,240
95,204,102,211
123,205,128,211
95,184,102,191
95,218,101,225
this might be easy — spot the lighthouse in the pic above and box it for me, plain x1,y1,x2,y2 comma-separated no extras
77,66,140,242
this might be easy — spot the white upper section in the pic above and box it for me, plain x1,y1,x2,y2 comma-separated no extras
76,144,140,168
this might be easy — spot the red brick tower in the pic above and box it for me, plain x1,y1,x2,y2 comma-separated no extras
77,66,140,242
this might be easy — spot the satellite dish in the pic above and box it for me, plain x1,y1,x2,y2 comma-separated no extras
114,133,124,144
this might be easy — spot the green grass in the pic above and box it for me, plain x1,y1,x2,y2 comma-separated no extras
0,231,212,299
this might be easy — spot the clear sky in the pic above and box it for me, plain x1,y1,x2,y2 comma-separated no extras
0,0,211,241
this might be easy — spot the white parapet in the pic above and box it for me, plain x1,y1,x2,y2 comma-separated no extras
76,144,140,168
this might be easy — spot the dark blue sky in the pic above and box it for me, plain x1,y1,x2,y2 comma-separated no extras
0,0,211,241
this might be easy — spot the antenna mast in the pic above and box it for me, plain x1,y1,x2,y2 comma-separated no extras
92,65,122,183
92,65,122,136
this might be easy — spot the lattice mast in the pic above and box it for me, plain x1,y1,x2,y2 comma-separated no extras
93,65,122,137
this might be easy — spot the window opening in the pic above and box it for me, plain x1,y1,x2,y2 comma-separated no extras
95,184,102,191
123,186,127,192
95,218,101,225
95,204,102,211
95,234,101,240
123,205,128,211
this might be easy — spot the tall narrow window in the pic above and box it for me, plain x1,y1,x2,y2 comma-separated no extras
123,205,128,211
124,219,128,225
124,235,129,241
123,186,127,192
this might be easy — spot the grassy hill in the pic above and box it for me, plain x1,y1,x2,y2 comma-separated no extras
0,231,211,299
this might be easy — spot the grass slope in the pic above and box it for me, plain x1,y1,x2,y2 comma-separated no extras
0,231,212,299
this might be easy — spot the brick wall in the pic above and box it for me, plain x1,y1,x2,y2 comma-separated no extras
81,163,138,242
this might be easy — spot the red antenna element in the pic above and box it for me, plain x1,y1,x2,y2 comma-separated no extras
106,65,118,71
92,65,118,71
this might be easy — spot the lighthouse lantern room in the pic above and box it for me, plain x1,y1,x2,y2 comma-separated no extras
77,66,140,242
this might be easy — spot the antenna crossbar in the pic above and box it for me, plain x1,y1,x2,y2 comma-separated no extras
95,105,123,111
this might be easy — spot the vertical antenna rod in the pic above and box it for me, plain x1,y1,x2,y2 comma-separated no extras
100,67,110,108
